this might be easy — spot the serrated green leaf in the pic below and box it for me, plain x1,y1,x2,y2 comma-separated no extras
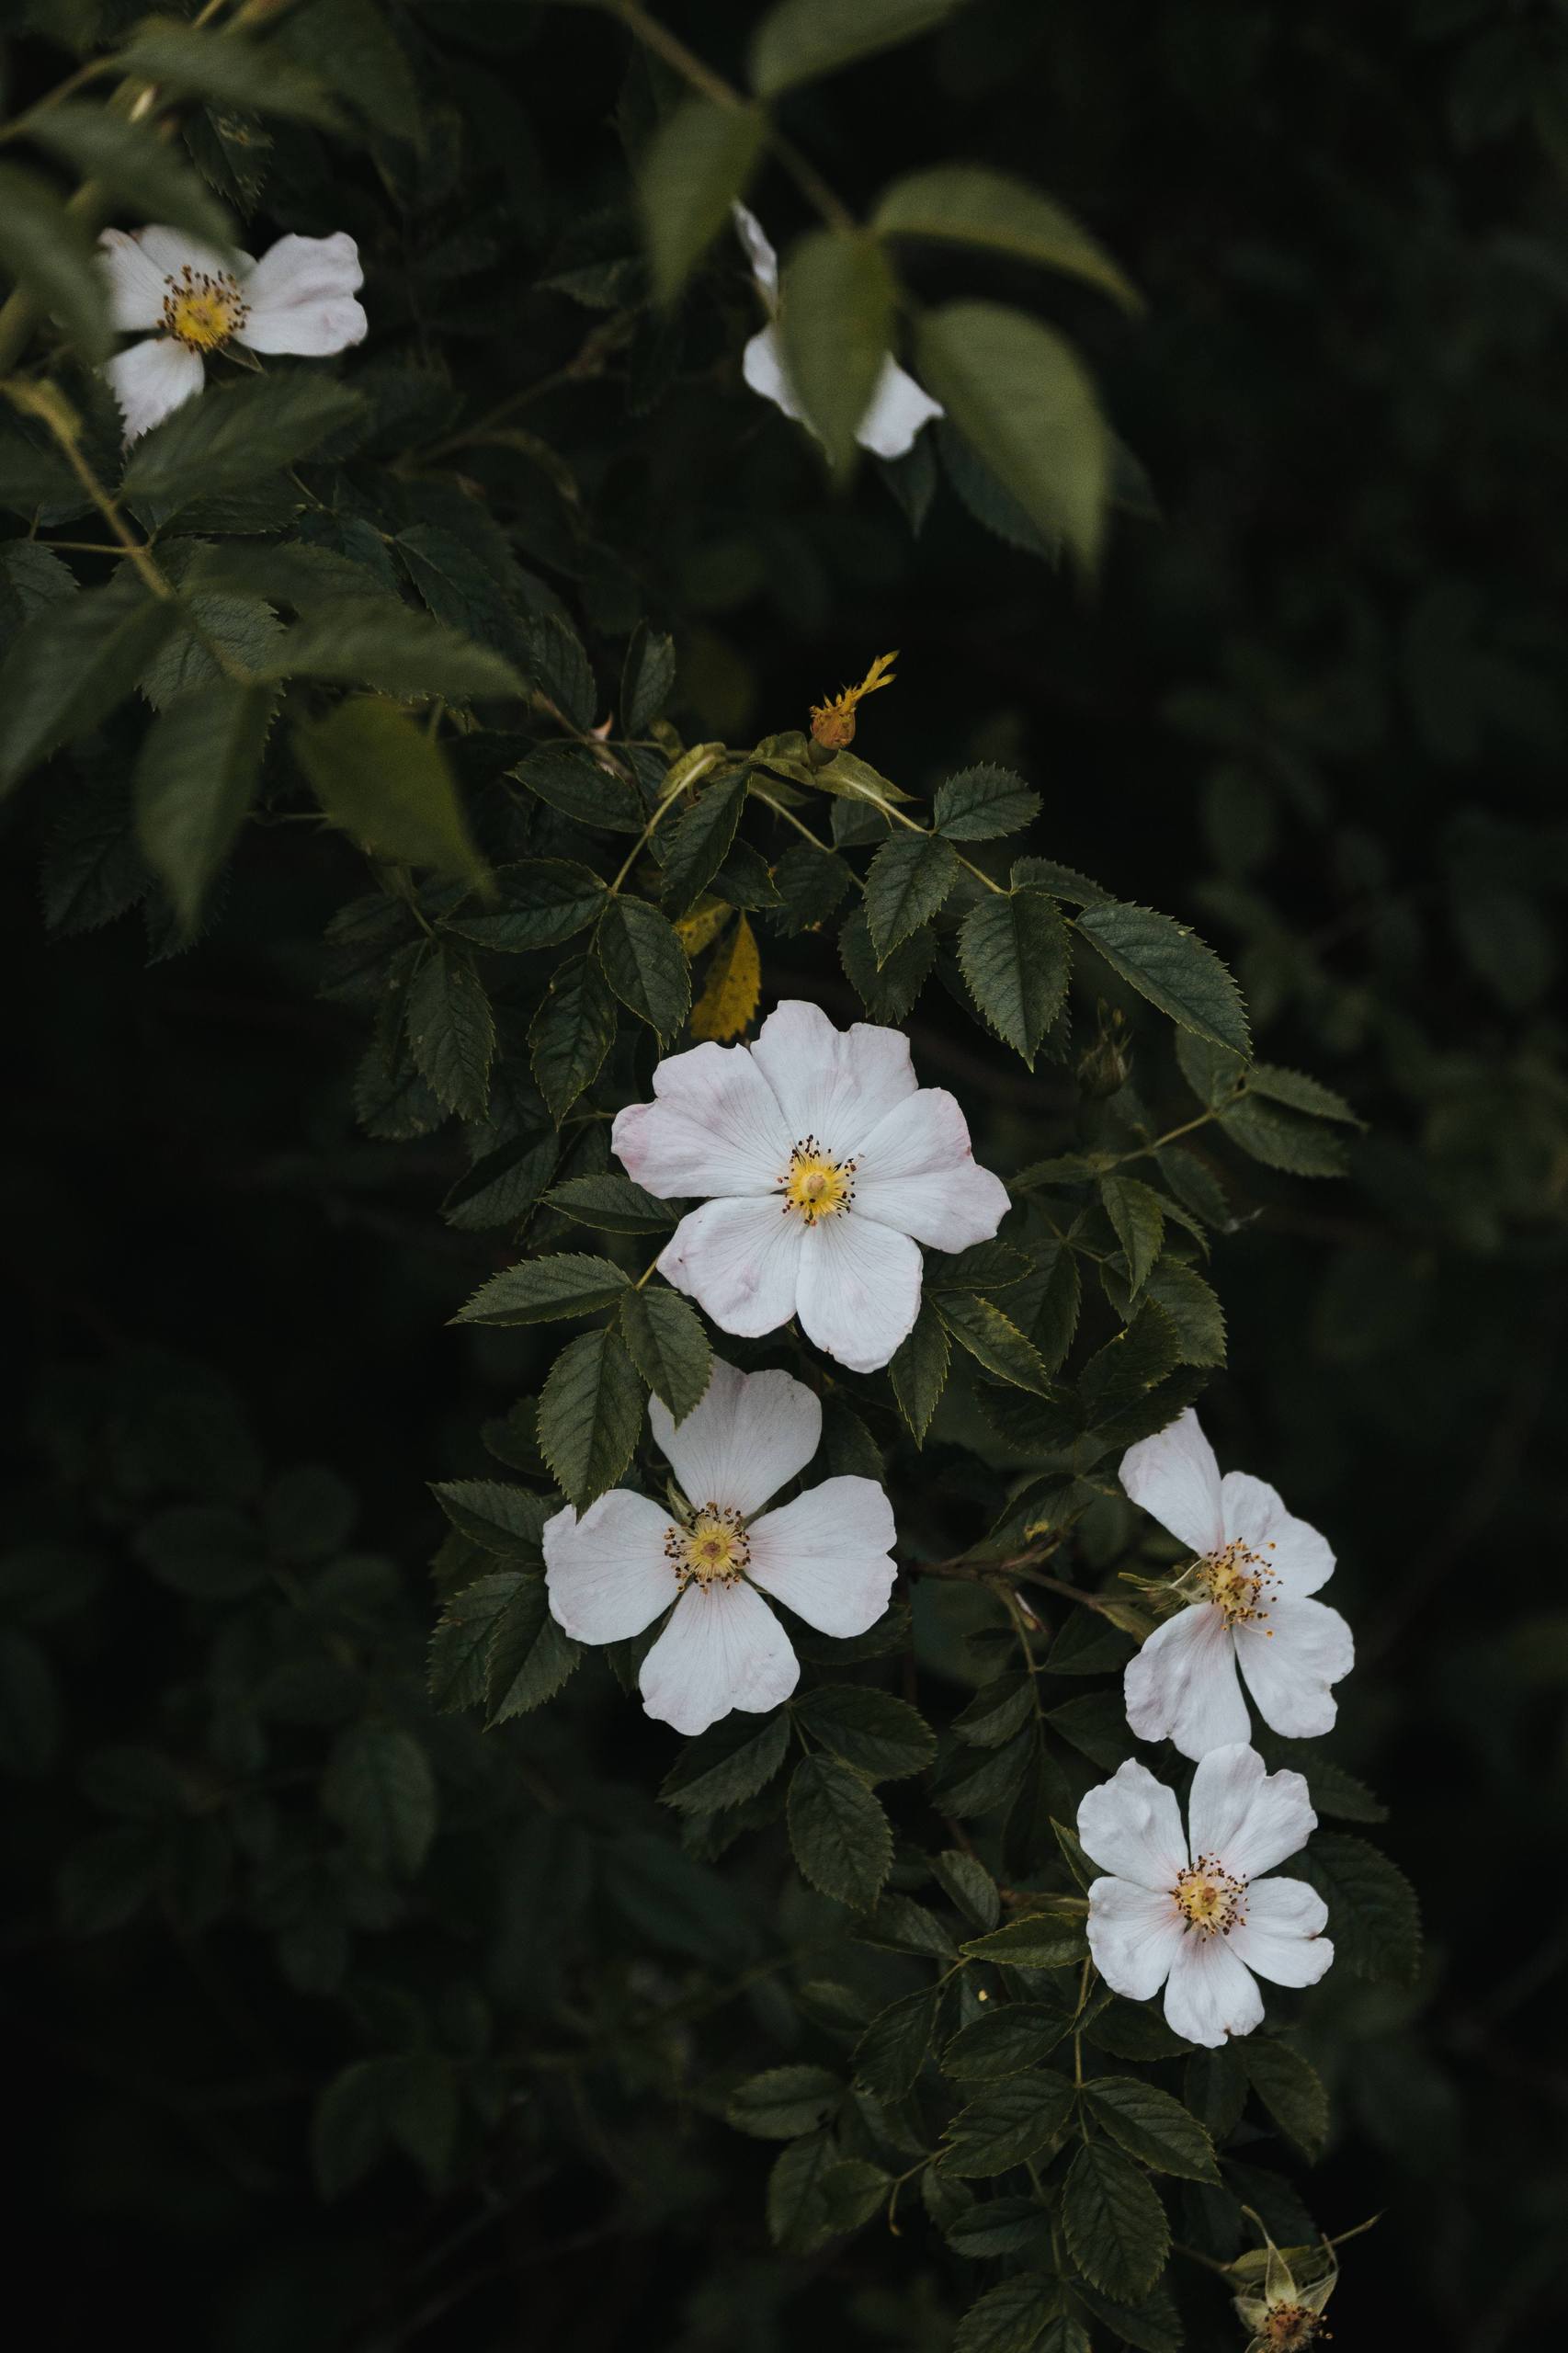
959,889,1071,1064
485,1574,582,1719
597,895,692,1040
840,903,936,1021
528,954,617,1121
0,577,179,795
864,830,960,961
453,1252,629,1327
267,598,525,700
515,741,642,833
728,2064,843,2139
1244,2040,1329,2159
1075,901,1250,1054
322,1722,437,1877
778,227,898,473
536,1327,646,1508
1082,2076,1221,2182
1219,1094,1350,1178
960,1911,1088,1969
619,1283,711,1421
443,858,606,952
1294,1834,1421,1984
441,1133,560,1233
942,2006,1071,2082
660,768,748,917
750,0,963,96
876,165,1138,308
953,1670,1037,1749
112,17,345,126
943,2068,1075,2175
792,1687,936,1781
427,1572,522,1711
854,1981,944,2097
943,2195,1050,2258
1098,1173,1165,1296
294,699,487,883
1062,2141,1170,2301
659,1708,790,1813
787,1755,892,1909
406,948,493,1120
937,1292,1051,1393
889,1297,949,1444
547,1174,675,1235
1141,1260,1225,1366
639,96,764,304
428,1481,549,1560
621,624,676,733
933,761,1042,841
124,375,361,506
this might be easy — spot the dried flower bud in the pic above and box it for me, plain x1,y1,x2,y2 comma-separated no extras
809,649,897,748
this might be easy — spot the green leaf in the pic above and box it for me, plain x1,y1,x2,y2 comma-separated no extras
792,1688,936,1781
1219,1094,1350,1178
1098,1173,1165,1296
442,1134,560,1233
960,1911,1088,1970
515,741,642,833
1085,2003,1187,2064
766,2131,836,2253
133,677,277,932
133,1504,267,1598
0,578,178,796
25,108,237,252
453,1253,630,1327
786,1755,893,1909
621,624,676,733
124,375,361,507
1141,1261,1226,1366
275,0,421,140
659,1708,790,1813
429,1481,549,1560
619,1285,711,1422
1244,2040,1329,2160
778,228,898,473
597,896,692,1040
1294,1834,1421,1983
443,858,606,953
933,761,1042,841
936,1292,1051,1393
941,2006,1071,2082
485,1574,582,1719
536,1327,646,1508
1082,2076,1221,2182
427,1572,520,1711
875,166,1139,309
959,889,1071,1064
916,302,1110,568
548,1174,675,1235
953,1670,1037,1749
840,904,937,1022
954,2276,1066,2353
660,768,748,917
944,2198,1051,2258
890,1297,949,1444
528,954,617,1121
639,96,765,304
112,17,344,126
1062,2141,1170,2302
854,1981,944,2097
266,598,526,700
1012,855,1114,906
750,0,963,97
727,2064,843,2139
864,830,960,961
1074,901,1250,1055
293,699,486,884
406,948,494,1120
943,2068,1075,2176
322,1722,437,1877
0,164,111,360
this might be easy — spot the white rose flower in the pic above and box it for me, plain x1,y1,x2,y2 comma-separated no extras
733,202,943,460
1078,1745,1333,2048
542,1356,897,1737
611,999,1010,1373
1119,1408,1354,1760
97,225,368,441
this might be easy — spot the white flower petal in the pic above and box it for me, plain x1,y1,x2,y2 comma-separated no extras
638,1576,799,1736
613,1038,792,1199
1086,1875,1186,2001
649,1357,821,1518
1163,1932,1265,2047
97,229,171,329
1221,1471,1335,1597
1230,1877,1334,1988
657,1195,805,1339
1077,1757,1188,1891
136,224,248,282
236,231,367,356
1123,1601,1249,1760
542,1491,676,1643
743,323,808,423
733,201,779,301
1187,1744,1316,1881
855,355,944,458
749,1001,917,1158
850,1086,1010,1249
103,336,205,441
794,1211,922,1372
746,1475,897,1636
1233,1597,1354,1741
1119,1407,1225,1555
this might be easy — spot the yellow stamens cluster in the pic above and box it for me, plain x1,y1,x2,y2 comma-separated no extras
1262,2308,1326,2351
809,649,897,749
665,1505,748,1590
161,265,248,353
1198,1537,1278,1630
1173,1854,1247,1938
778,1135,857,1225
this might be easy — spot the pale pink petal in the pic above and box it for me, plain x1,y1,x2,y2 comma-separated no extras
97,229,170,329
794,1211,922,1373
850,1086,1009,1249
749,1001,917,1158
1187,1745,1316,1881
745,1476,897,1636
237,231,367,356
1163,1932,1265,2047
1119,1407,1225,1555
856,356,944,458
638,1576,799,1736
1233,1597,1354,1741
1221,1470,1335,1597
657,1195,805,1339
733,201,780,301
1230,1877,1333,1989
103,336,205,441
649,1358,821,1518
1124,1603,1249,1760
613,1039,792,1198
743,323,808,423
542,1491,676,1643
1077,1758,1188,1891
1086,1875,1186,2001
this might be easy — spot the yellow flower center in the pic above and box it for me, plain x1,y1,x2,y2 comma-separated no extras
161,266,248,353
778,1136,857,1225
1173,1855,1247,1938
1197,1537,1278,1629
1264,2309,1322,2352
665,1505,749,1589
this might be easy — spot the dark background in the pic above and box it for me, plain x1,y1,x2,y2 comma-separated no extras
5,1,1565,2346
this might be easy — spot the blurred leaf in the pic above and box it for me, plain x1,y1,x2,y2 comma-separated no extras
133,677,276,932
113,17,345,126
322,1722,437,1876
727,2064,843,2138
876,165,1138,307
750,0,964,97
639,96,764,304
778,228,898,473
0,164,111,360
125,377,362,506
0,578,178,796
294,699,488,882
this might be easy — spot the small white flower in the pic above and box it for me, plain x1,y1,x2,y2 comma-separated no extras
1078,1745,1333,2048
97,225,368,440
611,999,1010,1374
1119,1408,1354,1760
733,203,943,461
543,1356,896,1736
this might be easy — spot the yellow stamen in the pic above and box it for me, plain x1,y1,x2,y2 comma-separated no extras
665,1505,748,1589
778,1135,857,1225
160,265,247,354
809,649,897,749
1172,1854,1247,1937
1196,1537,1278,1630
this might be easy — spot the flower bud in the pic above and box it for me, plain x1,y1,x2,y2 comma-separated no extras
1077,1004,1131,1097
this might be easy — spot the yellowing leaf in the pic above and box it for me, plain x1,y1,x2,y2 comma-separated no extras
691,915,761,1041
675,896,732,959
